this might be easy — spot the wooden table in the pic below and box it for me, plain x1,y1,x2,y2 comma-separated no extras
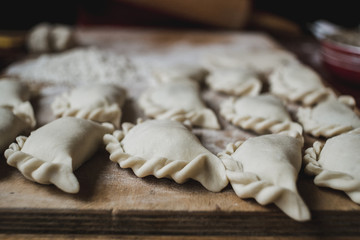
1,28,360,239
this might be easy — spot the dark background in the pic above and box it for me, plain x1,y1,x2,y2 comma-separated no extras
0,0,359,33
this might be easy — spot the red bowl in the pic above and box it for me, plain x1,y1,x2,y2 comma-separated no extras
321,38,360,85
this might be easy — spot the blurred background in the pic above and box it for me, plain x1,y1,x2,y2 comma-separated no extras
0,0,359,34
1,0,359,98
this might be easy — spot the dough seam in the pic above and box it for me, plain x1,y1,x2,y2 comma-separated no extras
5,136,79,193
297,96,359,137
219,137,310,221
104,130,209,184
220,98,302,134
139,91,220,129
103,121,228,192
304,138,360,204
52,90,124,128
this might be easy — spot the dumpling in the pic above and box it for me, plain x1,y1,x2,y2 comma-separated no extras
139,79,220,129
219,131,310,221
0,108,32,152
0,79,36,127
304,128,360,204
205,67,262,96
153,64,208,83
269,63,331,106
5,117,114,193
27,23,74,53
220,94,302,134
203,49,298,74
26,23,52,53
52,84,126,128
297,95,360,137
104,119,228,192
50,24,75,52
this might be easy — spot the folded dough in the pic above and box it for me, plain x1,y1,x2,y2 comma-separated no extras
5,117,114,193
104,119,228,192
220,94,302,134
0,79,36,128
52,84,126,128
27,23,75,53
153,64,208,83
50,24,75,52
26,23,52,53
0,108,32,152
203,49,298,74
269,63,331,106
297,95,360,137
205,68,262,96
139,79,220,129
219,131,310,221
304,128,360,204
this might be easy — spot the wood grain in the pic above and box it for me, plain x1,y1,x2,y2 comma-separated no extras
1,28,360,238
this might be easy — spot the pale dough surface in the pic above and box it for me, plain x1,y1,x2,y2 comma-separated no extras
220,94,302,134
139,79,220,129
269,63,331,106
27,23,74,53
5,117,114,193
153,64,208,83
205,67,262,96
304,128,360,204
52,84,126,128
104,119,228,192
26,23,52,53
51,24,75,52
297,95,360,137
0,79,36,128
0,108,31,152
0,79,31,107
219,131,310,221
203,49,298,74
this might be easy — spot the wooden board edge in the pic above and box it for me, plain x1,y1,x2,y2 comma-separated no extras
0,208,360,237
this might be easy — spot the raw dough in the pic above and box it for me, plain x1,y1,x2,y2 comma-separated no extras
139,79,220,129
220,94,302,134
297,95,360,137
5,117,114,193
304,128,360,204
50,24,75,52
0,108,32,152
104,119,228,192
0,79,36,128
205,67,262,96
269,63,331,106
52,84,126,128
153,64,208,83
27,23,74,53
219,131,310,221
0,79,31,108
26,23,52,53
203,49,298,74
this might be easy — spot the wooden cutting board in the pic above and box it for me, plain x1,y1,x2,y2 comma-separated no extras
1,28,360,238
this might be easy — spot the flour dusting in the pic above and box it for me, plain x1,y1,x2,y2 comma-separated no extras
6,47,140,85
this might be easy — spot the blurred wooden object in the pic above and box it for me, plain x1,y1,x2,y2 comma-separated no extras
0,31,25,49
249,11,302,36
118,0,252,29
